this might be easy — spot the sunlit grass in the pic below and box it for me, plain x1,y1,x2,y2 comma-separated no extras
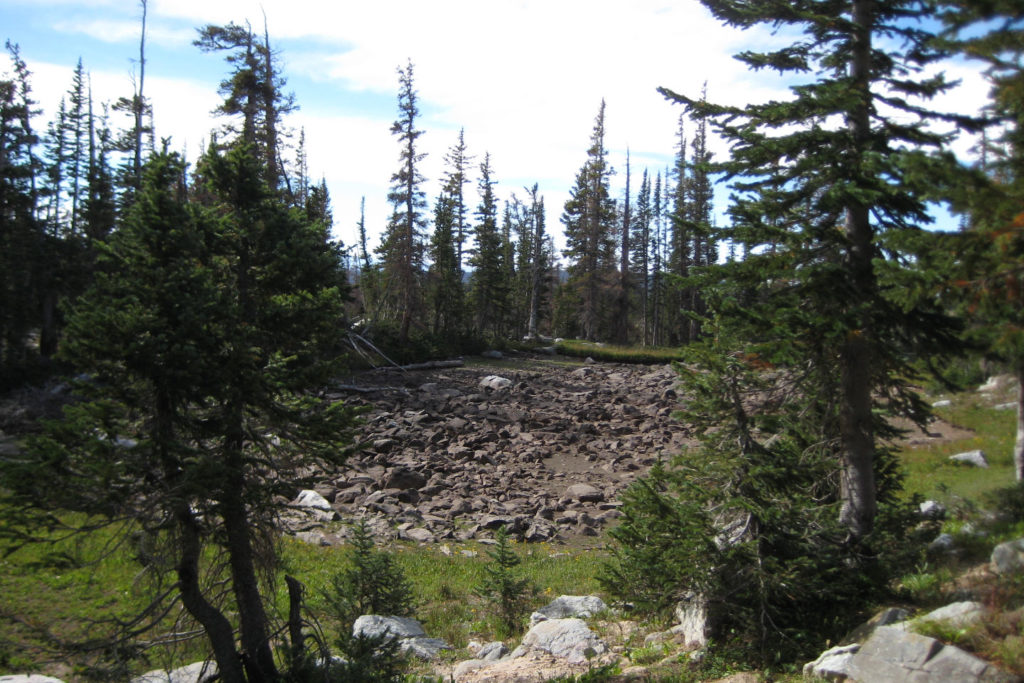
554,340,685,364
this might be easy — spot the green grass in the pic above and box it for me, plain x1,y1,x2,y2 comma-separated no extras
898,392,1017,507
553,340,686,364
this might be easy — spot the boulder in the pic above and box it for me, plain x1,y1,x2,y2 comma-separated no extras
919,500,947,520
916,601,988,629
802,644,860,681
292,489,332,511
530,595,608,625
841,607,911,645
481,350,504,359
352,615,451,660
848,625,1017,682
475,641,509,661
950,449,989,468
479,375,513,391
384,468,427,490
519,618,607,664
131,662,218,683
992,538,1024,575
929,532,957,555
565,483,604,503
0,677,67,683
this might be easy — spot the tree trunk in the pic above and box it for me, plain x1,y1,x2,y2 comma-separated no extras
222,413,277,682
838,0,877,540
1016,363,1024,481
177,509,246,683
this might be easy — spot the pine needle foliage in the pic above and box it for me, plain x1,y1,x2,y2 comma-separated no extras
474,526,535,638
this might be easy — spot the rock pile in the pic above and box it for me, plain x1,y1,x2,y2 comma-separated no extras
283,358,690,544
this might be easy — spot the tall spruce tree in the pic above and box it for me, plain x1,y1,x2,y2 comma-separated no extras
442,127,473,273
2,148,359,680
661,0,975,538
428,188,464,336
469,152,506,338
377,59,427,343
630,169,652,345
562,100,617,341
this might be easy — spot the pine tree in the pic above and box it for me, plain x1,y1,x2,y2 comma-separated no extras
442,127,473,273
660,0,976,538
469,152,506,339
0,42,43,381
631,169,652,345
562,100,617,341
2,148,360,681
428,188,464,336
377,59,427,343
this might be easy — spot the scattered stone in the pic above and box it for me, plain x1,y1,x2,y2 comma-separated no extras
352,615,451,660
929,532,957,555
481,350,503,359
992,538,1024,575
0,677,68,683
530,595,609,625
292,489,332,511
520,618,607,664
950,449,989,468
920,500,947,520
932,399,953,408
475,641,509,661
848,625,1017,682
479,375,513,391
565,483,604,503
995,402,1016,411
841,607,912,645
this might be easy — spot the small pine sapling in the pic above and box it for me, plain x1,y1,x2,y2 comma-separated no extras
474,526,536,638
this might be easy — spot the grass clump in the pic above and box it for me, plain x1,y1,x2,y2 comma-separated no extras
554,340,685,364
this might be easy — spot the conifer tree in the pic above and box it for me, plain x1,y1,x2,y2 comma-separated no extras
469,152,506,338
428,188,464,336
0,42,43,381
442,127,473,272
661,0,976,538
2,148,359,680
562,100,617,341
377,59,427,342
631,169,652,345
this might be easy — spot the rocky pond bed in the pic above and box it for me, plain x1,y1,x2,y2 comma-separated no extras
281,354,693,546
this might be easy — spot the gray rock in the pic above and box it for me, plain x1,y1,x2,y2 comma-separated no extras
950,449,989,468
353,614,426,640
131,662,218,683
920,500,947,520
932,399,953,408
842,607,911,645
452,659,488,678
352,615,451,660
481,350,504,359
520,618,607,664
476,641,509,661
565,483,604,503
995,402,1016,411
929,532,957,554
530,595,608,624
479,375,513,391
0,677,67,683
402,527,435,543
802,643,860,681
385,468,428,490
992,538,1024,575
848,625,1018,682
293,489,332,511
916,601,987,629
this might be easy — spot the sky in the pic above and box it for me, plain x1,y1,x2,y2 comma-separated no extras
0,0,994,256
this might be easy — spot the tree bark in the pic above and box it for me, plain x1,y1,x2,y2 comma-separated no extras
177,509,246,683
1016,363,1024,481
838,0,877,540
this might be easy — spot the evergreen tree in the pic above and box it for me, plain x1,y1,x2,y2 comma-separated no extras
613,150,632,344
661,0,975,538
377,59,427,343
2,148,360,681
442,127,473,273
630,169,652,345
0,42,43,381
428,188,464,336
469,152,506,338
561,100,617,341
